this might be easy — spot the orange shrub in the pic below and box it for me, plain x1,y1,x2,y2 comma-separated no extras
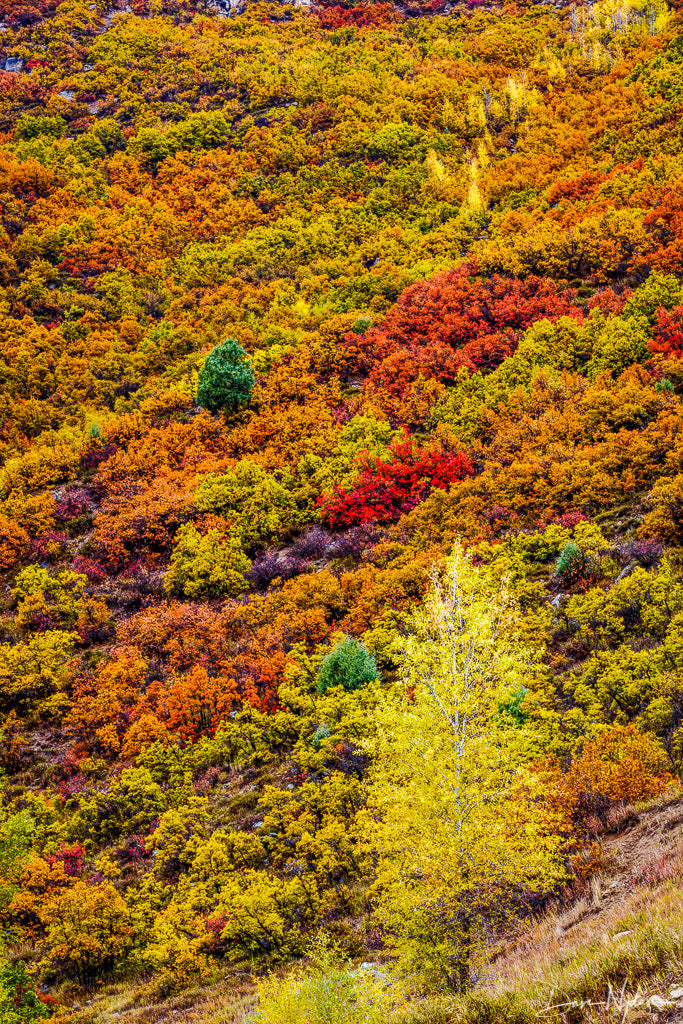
569,725,669,816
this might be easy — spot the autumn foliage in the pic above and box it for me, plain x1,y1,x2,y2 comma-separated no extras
318,437,473,527
0,0,682,1009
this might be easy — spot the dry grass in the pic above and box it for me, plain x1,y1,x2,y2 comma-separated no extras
387,885,683,1024
52,972,257,1024
491,791,683,996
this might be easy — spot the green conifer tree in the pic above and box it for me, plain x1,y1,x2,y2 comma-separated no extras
197,338,254,414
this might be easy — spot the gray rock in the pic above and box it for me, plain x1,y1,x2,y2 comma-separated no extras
357,962,389,985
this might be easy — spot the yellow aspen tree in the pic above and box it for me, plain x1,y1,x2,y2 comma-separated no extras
369,544,567,993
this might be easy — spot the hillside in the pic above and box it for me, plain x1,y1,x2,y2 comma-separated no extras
33,790,683,1023
1,0,683,1019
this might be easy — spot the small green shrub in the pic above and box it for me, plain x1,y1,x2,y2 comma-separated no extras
555,541,590,585
255,966,355,1024
0,960,49,1023
352,316,373,335
316,637,379,694
311,723,331,750
194,460,300,546
0,809,34,906
197,338,254,414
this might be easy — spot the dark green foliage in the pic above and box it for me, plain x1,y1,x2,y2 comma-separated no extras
316,636,379,694
499,685,529,727
352,316,373,335
131,112,233,170
90,118,126,154
197,338,255,414
0,960,49,1024
556,541,588,585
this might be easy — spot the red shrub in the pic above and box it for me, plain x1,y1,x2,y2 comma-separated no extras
549,160,645,207
46,843,85,877
194,767,220,794
72,555,108,583
554,510,590,529
587,287,631,316
318,436,473,528
30,531,69,561
482,504,519,534
37,992,59,1006
118,833,150,864
58,773,87,800
54,488,92,522
202,912,230,955
648,305,683,358
80,441,116,471
349,266,580,395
